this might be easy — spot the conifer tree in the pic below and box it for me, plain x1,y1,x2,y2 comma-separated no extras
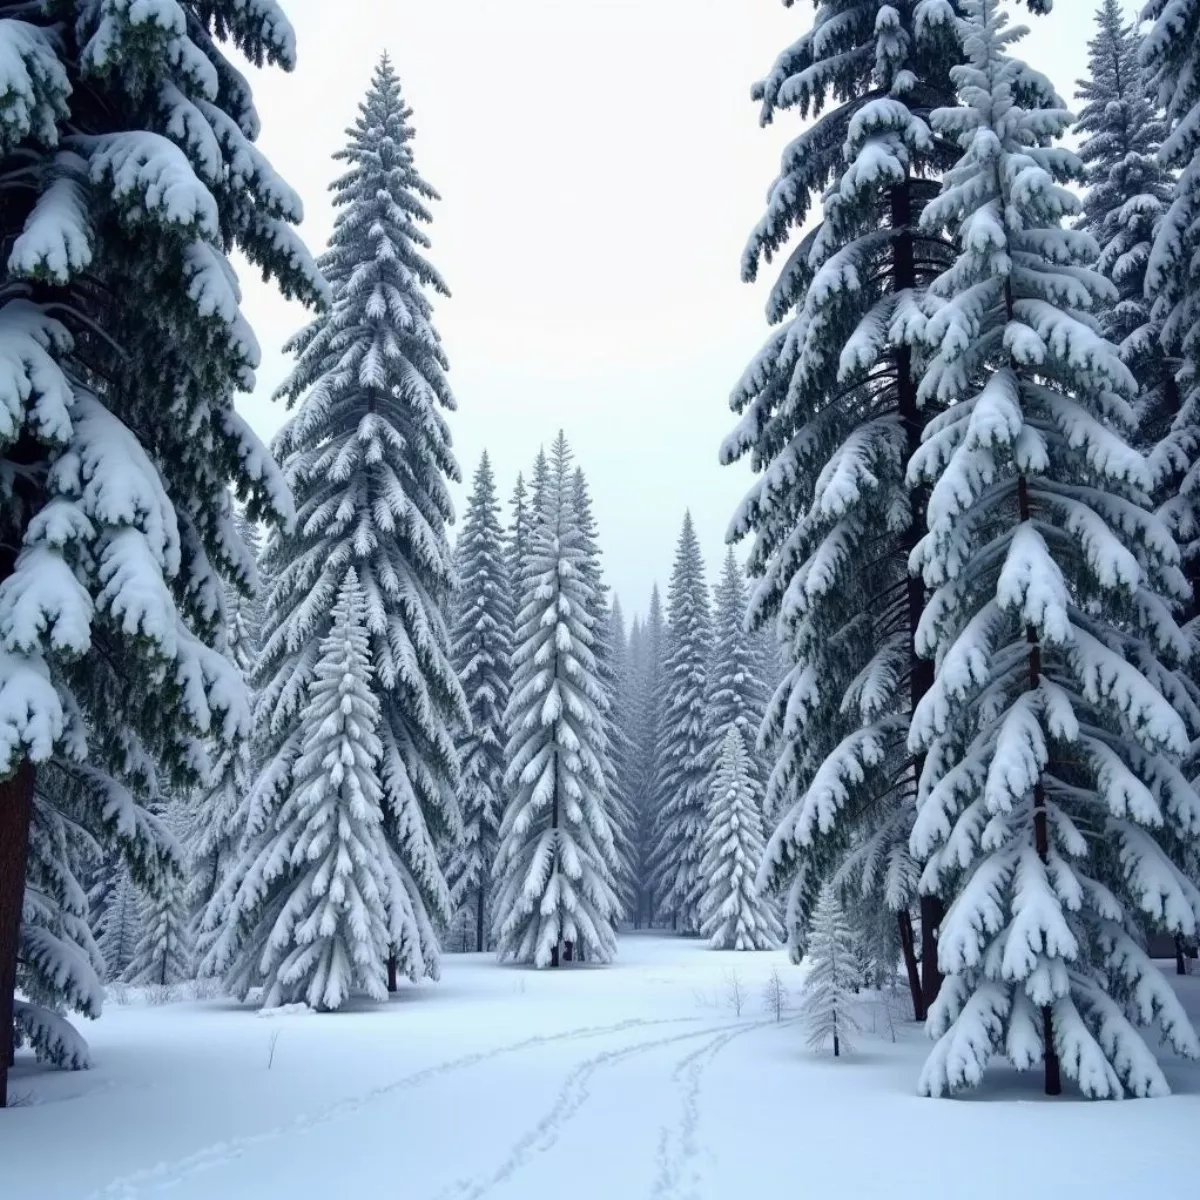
125,800,191,988
609,597,642,919
1078,0,1177,450
699,730,782,951
205,57,465,1000
0,1,325,1102
631,587,667,926
650,513,712,934
447,452,514,952
706,548,770,782
724,0,988,1020
910,0,1200,1098
188,514,264,954
494,434,621,967
507,472,533,614
97,864,140,983
573,467,635,912
802,882,860,1057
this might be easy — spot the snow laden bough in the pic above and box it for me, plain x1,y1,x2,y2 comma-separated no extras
907,0,1200,1100
0,0,325,1100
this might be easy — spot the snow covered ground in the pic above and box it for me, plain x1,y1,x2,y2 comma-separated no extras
4,934,1199,1200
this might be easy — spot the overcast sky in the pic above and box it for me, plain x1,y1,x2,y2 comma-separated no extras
235,0,1104,618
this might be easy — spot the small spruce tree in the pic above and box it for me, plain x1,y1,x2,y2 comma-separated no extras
802,882,861,1057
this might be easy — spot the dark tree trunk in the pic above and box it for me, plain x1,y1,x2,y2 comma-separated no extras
1176,934,1187,977
550,943,559,969
562,940,573,963
892,181,942,1014
898,909,925,1021
0,760,35,1107
475,887,485,954
386,954,397,994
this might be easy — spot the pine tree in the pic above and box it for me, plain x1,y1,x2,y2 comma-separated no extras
573,467,635,914
0,2,325,1102
125,800,191,988
446,452,514,953
722,0,981,1022
706,548,770,781
507,472,534,615
802,883,861,1057
1077,0,1177,450
1143,0,1200,616
650,513,712,934
608,596,642,919
699,730,782,951
493,433,621,967
909,0,1200,1099
205,58,466,1000
97,864,140,983
189,513,265,957
631,586,667,926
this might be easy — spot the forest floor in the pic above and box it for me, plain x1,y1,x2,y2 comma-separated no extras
4,933,1199,1199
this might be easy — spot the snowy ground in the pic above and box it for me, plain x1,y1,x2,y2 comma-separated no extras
4,933,1199,1200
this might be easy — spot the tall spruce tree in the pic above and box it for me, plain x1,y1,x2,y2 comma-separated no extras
125,798,191,988
205,57,465,1001
1078,0,1177,450
909,0,1200,1098
707,548,770,782
0,2,325,1102
631,586,667,926
699,729,782,951
493,434,621,967
650,513,712,934
724,0,985,1021
609,596,642,920
507,471,534,616
447,452,514,952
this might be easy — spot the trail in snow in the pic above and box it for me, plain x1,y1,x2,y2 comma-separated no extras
434,1019,770,1200
94,1016,700,1200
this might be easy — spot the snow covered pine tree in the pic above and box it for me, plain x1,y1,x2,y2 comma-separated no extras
909,0,1200,1098
802,882,861,1057
650,513,713,934
699,729,782,951
204,56,466,1006
493,433,622,967
447,452,514,952
725,0,987,1023
0,1,324,1101
630,585,667,927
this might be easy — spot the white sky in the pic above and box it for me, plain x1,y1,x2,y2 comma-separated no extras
235,0,1104,617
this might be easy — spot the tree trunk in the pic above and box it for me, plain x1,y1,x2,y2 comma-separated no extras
475,887,485,954
832,1010,840,1059
898,909,925,1021
562,940,573,963
550,943,559,969
386,954,397,994
892,181,942,1014
0,759,35,1107
1176,934,1187,977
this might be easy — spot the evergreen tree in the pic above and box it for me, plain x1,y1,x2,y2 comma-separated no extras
493,434,621,967
1143,0,1200,616
97,864,140,983
802,882,860,1057
631,587,667,926
205,58,466,999
573,467,635,913
706,548,770,782
608,596,642,919
189,514,265,956
507,471,534,615
125,800,191,988
447,452,514,952
650,513,712,934
723,0,979,1021
699,730,782,951
0,2,324,1102
1077,0,1177,450
910,0,1200,1098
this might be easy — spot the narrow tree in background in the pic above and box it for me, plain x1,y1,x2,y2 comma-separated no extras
910,0,1199,1098
650,513,712,934
206,57,465,999
631,587,667,926
507,472,534,615
447,453,514,952
0,1,324,1102
802,883,860,1057
699,730,782,951
494,434,621,967
125,801,191,988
